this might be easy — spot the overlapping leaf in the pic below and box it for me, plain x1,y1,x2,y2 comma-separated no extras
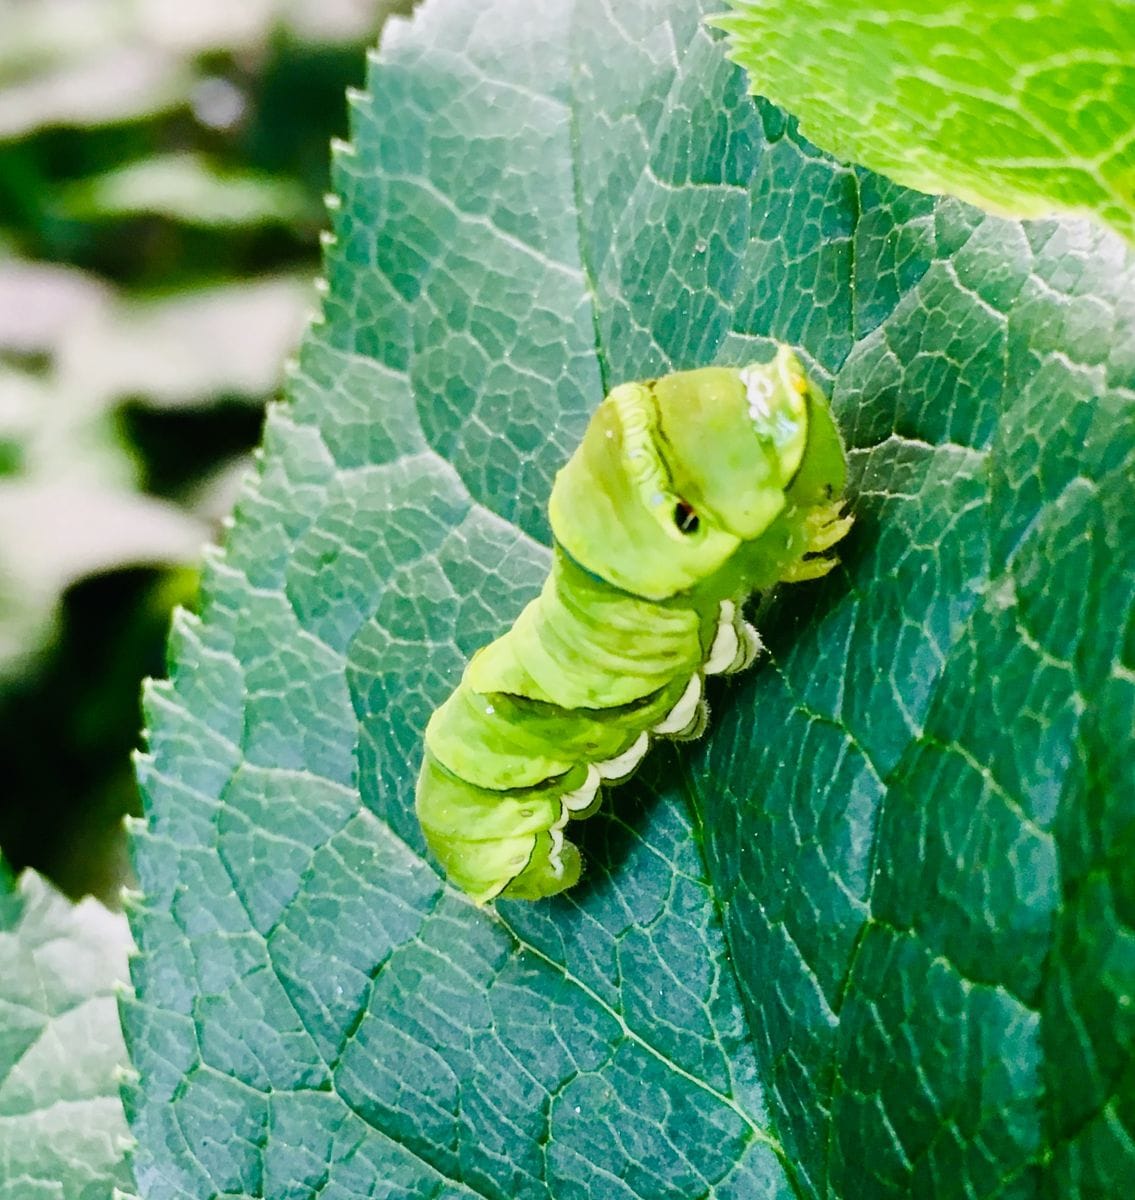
717,0,1135,244
0,866,134,1200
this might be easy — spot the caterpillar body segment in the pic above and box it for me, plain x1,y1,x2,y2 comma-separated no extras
415,346,852,902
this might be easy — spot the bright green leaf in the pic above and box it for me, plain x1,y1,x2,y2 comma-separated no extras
123,0,1135,1197
0,866,134,1200
716,0,1135,245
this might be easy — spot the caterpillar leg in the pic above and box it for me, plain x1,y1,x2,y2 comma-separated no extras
595,730,651,781
652,671,708,741
560,763,601,813
804,500,853,554
704,599,763,676
704,601,740,674
781,502,853,582
652,673,701,733
781,556,839,582
730,617,763,674
670,694,709,741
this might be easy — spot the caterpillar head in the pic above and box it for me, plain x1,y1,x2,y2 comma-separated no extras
549,347,846,599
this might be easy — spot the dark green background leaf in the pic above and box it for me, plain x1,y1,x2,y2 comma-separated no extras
123,0,1135,1196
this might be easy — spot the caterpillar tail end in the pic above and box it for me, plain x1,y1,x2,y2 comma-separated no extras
437,831,580,907
498,837,582,901
417,750,591,904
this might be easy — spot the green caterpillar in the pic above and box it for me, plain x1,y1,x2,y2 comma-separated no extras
416,346,852,903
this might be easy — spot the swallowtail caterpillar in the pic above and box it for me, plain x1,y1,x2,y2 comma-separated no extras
416,346,852,902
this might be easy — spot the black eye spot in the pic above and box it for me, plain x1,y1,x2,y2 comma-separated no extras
674,500,700,534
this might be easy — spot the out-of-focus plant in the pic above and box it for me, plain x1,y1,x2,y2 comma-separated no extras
0,0,416,901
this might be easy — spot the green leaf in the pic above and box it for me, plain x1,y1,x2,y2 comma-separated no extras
715,0,1135,245
0,866,134,1200
123,0,1135,1197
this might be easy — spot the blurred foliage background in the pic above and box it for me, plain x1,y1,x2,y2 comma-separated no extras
0,0,414,903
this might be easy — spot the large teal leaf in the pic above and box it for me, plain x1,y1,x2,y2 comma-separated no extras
122,0,1135,1196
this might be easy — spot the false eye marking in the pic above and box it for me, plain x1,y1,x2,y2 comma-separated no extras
674,500,700,534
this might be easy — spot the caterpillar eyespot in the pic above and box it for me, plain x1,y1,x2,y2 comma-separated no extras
674,501,700,534
416,345,853,903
